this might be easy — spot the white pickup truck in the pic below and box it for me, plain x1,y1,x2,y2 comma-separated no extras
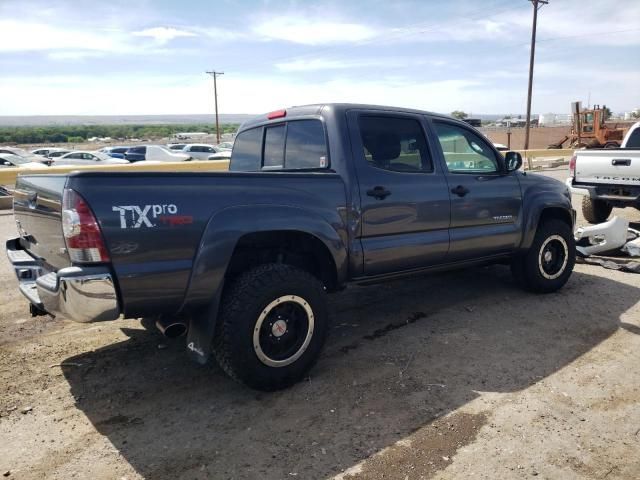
567,121,640,223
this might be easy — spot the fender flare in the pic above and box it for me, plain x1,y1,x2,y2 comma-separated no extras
520,192,574,250
182,204,348,364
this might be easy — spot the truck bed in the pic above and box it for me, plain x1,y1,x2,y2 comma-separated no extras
12,170,348,318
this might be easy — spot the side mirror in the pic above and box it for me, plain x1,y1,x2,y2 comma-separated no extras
505,151,523,172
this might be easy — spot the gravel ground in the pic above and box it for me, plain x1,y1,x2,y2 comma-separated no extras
0,168,639,480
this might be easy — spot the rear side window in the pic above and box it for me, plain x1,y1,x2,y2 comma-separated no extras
358,116,433,172
230,120,328,171
285,120,328,169
263,125,286,168
627,128,640,148
230,127,262,171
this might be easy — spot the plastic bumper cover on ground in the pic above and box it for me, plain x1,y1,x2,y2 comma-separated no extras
6,238,120,323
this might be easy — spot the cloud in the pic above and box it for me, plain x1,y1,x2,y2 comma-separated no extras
132,27,197,44
275,57,447,72
0,19,127,53
252,16,376,45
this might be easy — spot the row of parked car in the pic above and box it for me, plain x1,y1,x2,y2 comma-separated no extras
0,142,233,169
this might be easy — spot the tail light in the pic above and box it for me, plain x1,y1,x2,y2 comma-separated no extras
569,154,577,177
62,189,110,263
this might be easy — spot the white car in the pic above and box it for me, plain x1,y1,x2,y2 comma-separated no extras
181,144,224,160
0,147,48,163
493,143,509,152
207,150,232,160
216,142,234,151
46,150,71,159
52,151,129,166
127,145,191,163
0,153,47,169
167,143,187,151
31,147,68,157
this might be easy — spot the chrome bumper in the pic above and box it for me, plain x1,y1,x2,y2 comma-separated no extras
6,238,120,323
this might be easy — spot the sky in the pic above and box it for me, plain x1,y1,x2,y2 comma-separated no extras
0,0,639,116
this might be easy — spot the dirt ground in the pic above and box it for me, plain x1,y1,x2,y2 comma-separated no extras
481,126,571,151
1,168,639,480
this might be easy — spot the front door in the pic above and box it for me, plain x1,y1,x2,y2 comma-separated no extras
428,119,522,261
348,110,451,276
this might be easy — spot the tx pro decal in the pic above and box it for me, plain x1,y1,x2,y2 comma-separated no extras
112,204,192,228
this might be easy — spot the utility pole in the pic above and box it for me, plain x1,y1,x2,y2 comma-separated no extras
205,70,224,144
523,0,548,152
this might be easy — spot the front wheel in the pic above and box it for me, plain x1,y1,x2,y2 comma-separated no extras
213,263,328,391
511,219,576,293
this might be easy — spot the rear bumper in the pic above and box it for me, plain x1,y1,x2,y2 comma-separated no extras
565,177,590,196
565,178,640,206
6,238,120,323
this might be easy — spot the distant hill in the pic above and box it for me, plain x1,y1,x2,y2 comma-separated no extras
0,114,254,127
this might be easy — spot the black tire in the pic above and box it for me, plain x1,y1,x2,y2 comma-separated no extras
213,263,328,391
581,197,612,224
511,219,575,293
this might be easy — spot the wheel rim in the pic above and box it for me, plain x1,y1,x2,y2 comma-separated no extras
538,235,569,280
253,295,315,367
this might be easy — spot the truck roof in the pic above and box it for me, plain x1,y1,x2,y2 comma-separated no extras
239,103,453,130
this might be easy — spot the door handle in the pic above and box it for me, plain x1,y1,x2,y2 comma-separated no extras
451,185,470,197
611,159,631,166
366,186,391,200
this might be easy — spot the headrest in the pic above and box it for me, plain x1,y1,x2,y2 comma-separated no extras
363,132,401,163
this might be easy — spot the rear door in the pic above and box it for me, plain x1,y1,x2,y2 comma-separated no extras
428,119,522,261
347,110,451,276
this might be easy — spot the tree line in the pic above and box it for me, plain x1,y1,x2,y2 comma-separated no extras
0,123,240,144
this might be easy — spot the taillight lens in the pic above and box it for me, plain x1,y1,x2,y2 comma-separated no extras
62,189,110,263
569,154,577,177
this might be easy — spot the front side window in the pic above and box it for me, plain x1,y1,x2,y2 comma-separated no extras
433,122,500,174
358,116,433,172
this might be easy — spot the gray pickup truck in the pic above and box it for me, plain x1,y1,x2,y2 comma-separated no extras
7,104,576,390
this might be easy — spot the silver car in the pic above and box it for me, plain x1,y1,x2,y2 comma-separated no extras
181,144,223,160
52,151,129,166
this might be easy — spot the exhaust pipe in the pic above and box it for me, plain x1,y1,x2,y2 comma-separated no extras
155,317,188,338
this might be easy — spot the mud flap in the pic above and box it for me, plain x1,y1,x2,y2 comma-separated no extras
185,299,220,365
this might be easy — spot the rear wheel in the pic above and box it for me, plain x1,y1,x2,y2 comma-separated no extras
511,219,575,293
213,263,328,391
582,197,612,224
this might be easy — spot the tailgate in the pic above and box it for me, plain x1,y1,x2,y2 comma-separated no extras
574,150,640,185
12,174,71,271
